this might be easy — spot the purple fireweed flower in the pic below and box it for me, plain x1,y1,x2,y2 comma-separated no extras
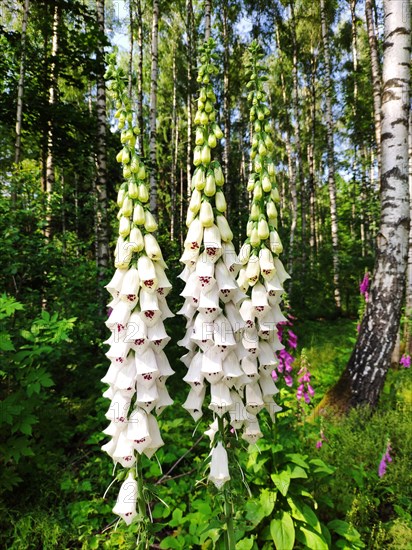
378,442,392,478
400,354,411,368
359,273,370,302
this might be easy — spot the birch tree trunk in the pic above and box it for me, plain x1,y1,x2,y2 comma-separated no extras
170,50,177,241
320,0,341,310
95,0,110,289
149,0,159,215
365,0,382,184
128,0,134,99
205,0,211,39
326,0,411,409
14,0,30,172
222,1,231,216
404,110,412,356
136,0,144,153
45,2,60,240
186,0,193,199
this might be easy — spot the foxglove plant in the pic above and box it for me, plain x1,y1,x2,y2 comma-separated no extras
236,40,289,439
178,41,245,503
101,55,174,533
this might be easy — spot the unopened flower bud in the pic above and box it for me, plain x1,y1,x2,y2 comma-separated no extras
199,201,214,227
262,175,272,192
144,211,158,232
239,242,251,265
270,230,283,254
119,216,131,237
208,133,217,148
201,145,211,165
121,196,133,217
144,234,162,260
258,219,269,240
195,128,205,146
250,202,261,221
216,215,233,243
215,191,227,212
138,184,149,203
128,181,139,199
250,227,261,247
266,201,277,219
189,189,202,213
214,165,224,186
129,226,144,252
253,184,263,201
204,173,216,197
133,204,145,225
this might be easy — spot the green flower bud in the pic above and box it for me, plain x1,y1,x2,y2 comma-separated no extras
121,149,130,164
208,133,217,148
119,216,131,237
204,100,213,114
144,211,158,232
194,168,206,190
267,162,275,176
193,147,202,166
138,184,149,203
212,123,224,140
262,174,272,192
271,187,280,203
133,204,145,224
199,201,214,227
216,215,233,242
137,164,146,180
253,183,263,201
129,226,144,252
194,110,202,125
201,145,211,165
198,98,205,111
121,196,133,217
247,177,255,192
189,189,202,212
128,181,139,199
246,220,254,237
208,111,216,122
123,165,132,179
270,230,283,254
258,142,267,157
199,88,207,102
195,128,205,146
266,201,278,219
200,111,209,125
250,202,261,220
214,165,224,186
116,150,124,163
215,191,227,212
250,227,261,247
265,135,274,150
117,187,126,207
258,218,269,240
204,173,216,197
130,155,140,173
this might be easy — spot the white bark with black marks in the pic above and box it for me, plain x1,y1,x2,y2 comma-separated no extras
365,0,382,184
320,0,341,310
149,0,159,215
95,0,110,284
345,0,410,407
14,0,30,170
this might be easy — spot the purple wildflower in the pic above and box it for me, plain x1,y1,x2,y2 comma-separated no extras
359,273,370,302
296,360,315,404
400,354,411,368
378,442,392,478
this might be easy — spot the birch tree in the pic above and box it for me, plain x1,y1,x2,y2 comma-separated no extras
14,0,30,170
320,0,341,310
95,0,110,287
327,0,411,409
149,0,159,215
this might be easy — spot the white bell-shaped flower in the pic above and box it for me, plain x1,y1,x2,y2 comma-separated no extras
143,414,165,459
183,351,205,394
106,300,132,330
119,267,140,306
208,441,230,489
105,391,131,423
106,268,128,299
182,386,206,421
112,472,138,525
209,382,233,416
245,383,265,414
127,408,152,453
139,290,162,327
113,430,136,467
137,255,158,293
242,415,263,445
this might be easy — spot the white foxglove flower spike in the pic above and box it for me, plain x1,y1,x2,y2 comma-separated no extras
102,57,173,527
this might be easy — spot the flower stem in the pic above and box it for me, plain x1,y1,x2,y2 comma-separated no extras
136,455,149,550
217,416,236,550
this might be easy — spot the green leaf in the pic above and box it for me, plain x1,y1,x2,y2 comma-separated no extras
0,332,14,351
309,458,335,475
236,537,255,550
285,453,309,469
298,526,329,549
288,464,308,479
287,497,321,533
271,470,291,496
328,520,365,544
270,511,295,550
